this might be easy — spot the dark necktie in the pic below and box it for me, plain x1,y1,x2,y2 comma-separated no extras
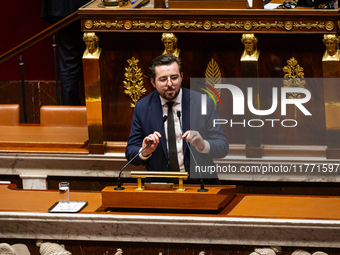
167,101,180,171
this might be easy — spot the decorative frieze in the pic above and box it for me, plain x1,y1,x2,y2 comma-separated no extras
84,19,334,32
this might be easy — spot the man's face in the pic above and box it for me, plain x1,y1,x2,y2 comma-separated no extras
151,62,183,101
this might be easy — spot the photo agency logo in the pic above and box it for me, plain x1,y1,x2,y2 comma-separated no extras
198,84,223,108
196,79,312,128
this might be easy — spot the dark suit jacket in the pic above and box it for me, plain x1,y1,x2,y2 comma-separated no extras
125,88,228,183
41,0,89,23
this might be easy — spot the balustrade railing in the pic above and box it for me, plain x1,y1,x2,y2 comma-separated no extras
0,12,80,122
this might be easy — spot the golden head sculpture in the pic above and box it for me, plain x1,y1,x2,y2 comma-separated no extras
83,32,100,58
323,34,339,57
161,33,180,57
241,33,258,57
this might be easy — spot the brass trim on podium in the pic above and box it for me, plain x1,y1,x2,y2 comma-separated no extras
131,171,189,191
240,34,262,158
322,34,340,159
83,32,105,154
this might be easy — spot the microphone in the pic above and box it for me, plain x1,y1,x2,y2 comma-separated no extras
176,111,208,193
115,115,168,190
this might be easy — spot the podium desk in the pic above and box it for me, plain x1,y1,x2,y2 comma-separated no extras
78,1,340,159
1,184,340,248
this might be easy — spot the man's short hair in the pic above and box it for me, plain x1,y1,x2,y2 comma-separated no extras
148,54,184,79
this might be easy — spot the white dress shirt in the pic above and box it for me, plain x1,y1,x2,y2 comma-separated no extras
139,88,210,171
160,89,185,172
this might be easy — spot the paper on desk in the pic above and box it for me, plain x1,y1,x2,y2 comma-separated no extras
49,201,87,213
248,0,282,9
264,3,282,8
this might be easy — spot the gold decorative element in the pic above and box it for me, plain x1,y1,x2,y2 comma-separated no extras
87,19,331,32
85,20,93,30
163,20,172,30
322,35,340,151
93,20,123,29
205,58,222,107
203,21,212,30
83,33,104,151
252,21,284,30
87,20,330,32
172,21,203,29
83,88,104,151
124,20,132,30
241,33,259,60
131,171,188,191
123,57,146,108
293,21,325,30
132,21,163,29
83,32,101,58
240,34,261,152
212,21,244,30
323,34,339,59
161,33,180,57
283,57,305,119
325,21,334,31
283,58,304,79
244,21,252,31
284,21,293,31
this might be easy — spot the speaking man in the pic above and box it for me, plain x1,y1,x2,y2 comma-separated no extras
125,54,228,184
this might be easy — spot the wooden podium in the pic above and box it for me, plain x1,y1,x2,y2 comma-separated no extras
102,185,236,213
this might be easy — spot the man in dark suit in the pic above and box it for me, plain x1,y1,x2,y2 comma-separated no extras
125,54,228,184
41,0,88,105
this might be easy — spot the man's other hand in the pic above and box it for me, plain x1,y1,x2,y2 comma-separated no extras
141,131,162,157
182,130,205,150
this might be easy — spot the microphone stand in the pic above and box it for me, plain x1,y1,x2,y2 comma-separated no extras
177,111,208,193
114,141,152,190
114,115,168,190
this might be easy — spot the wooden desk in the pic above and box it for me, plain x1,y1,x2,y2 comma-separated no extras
2,183,340,220
228,194,340,220
0,184,101,213
1,183,340,249
0,125,89,154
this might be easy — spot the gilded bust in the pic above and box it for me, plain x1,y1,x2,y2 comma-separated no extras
323,34,339,60
241,33,259,60
161,33,180,57
83,32,101,58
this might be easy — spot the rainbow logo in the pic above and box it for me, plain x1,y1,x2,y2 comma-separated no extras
198,84,222,107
